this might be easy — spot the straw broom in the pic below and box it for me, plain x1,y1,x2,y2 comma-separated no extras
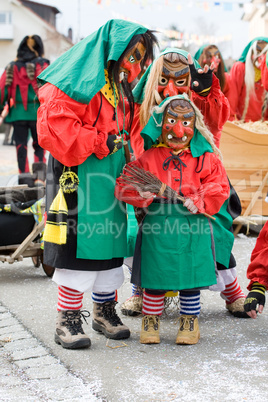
119,164,215,220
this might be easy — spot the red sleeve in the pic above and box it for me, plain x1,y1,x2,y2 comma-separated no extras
226,62,245,121
115,159,155,208
37,83,109,166
247,221,268,290
130,103,145,159
188,154,230,216
192,75,230,148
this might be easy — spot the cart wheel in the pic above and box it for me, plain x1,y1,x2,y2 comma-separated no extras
42,263,55,278
32,256,41,268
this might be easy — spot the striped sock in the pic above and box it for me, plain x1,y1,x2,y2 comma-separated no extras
179,291,201,316
91,291,116,303
131,284,142,297
221,277,245,304
57,286,83,311
142,291,165,316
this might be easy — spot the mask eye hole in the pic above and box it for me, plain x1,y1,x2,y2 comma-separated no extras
159,76,168,85
175,78,187,86
182,121,191,126
129,55,135,63
167,118,176,124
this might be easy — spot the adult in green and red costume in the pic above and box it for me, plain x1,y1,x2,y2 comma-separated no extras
0,35,49,173
227,37,268,122
115,94,230,344
37,19,158,349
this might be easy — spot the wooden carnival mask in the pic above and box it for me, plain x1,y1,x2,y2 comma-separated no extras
158,53,191,99
162,99,195,151
119,41,146,83
200,45,221,72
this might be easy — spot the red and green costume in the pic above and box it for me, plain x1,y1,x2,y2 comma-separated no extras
37,20,148,271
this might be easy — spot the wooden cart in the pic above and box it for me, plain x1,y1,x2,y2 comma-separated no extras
0,185,54,277
220,121,268,234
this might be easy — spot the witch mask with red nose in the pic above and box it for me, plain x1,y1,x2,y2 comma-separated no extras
158,53,191,99
162,99,195,151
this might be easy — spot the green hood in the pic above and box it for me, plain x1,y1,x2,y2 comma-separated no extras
133,48,200,104
194,44,228,72
141,94,213,157
238,36,268,63
37,19,147,104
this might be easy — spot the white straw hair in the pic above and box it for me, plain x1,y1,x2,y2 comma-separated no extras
243,41,268,121
151,93,222,160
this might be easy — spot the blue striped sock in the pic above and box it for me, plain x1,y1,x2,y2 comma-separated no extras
179,291,201,316
91,292,116,303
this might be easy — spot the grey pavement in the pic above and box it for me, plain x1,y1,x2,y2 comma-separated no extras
1,133,268,401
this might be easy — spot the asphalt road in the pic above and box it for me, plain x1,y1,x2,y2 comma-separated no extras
0,133,268,401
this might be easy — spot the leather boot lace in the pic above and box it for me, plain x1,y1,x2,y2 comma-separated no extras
101,301,123,326
62,310,90,335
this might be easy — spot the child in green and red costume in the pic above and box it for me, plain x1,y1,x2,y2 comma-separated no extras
0,35,49,173
121,48,246,320
37,19,158,350
115,94,230,344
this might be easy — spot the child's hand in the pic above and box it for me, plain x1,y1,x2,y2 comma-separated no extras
184,198,198,214
139,190,154,199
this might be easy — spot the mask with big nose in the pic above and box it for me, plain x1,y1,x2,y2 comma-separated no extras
162,99,195,151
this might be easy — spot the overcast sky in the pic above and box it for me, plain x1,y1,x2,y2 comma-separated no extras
35,0,250,59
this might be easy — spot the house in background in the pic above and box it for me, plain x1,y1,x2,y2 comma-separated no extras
0,0,73,72
242,0,268,38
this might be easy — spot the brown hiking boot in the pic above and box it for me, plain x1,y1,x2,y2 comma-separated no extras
55,310,91,349
226,297,249,318
140,315,160,344
121,295,143,316
175,315,200,345
92,301,130,340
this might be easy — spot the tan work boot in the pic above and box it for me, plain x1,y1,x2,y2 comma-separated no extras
140,315,160,344
92,301,130,340
121,295,143,316
226,297,249,318
55,310,91,349
175,315,200,345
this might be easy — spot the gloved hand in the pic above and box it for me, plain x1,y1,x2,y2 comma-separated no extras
106,135,123,155
188,54,213,96
244,282,266,319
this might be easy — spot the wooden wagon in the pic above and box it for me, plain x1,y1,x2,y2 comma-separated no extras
220,121,268,234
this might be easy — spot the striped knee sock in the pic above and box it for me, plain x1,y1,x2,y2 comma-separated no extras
91,291,116,303
221,277,245,304
179,291,201,316
142,291,165,316
57,286,84,311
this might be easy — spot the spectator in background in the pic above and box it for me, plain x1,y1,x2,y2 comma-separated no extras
0,35,49,173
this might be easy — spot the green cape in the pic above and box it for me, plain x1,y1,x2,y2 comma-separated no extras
141,95,213,156
37,19,147,104
238,36,268,63
133,48,200,104
194,44,228,72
